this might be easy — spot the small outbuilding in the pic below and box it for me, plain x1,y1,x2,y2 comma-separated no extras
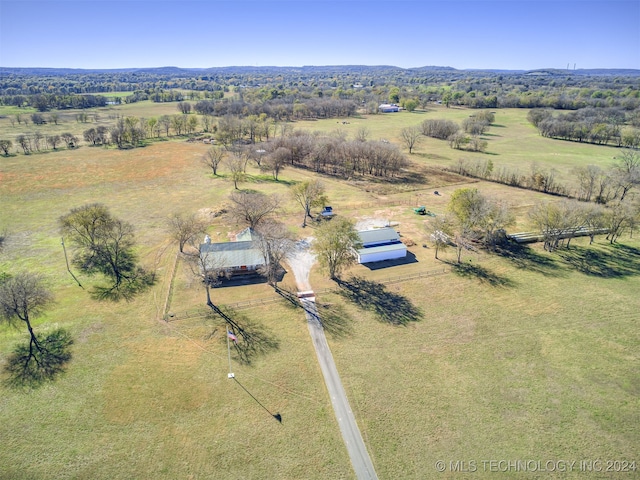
355,227,407,263
378,103,400,113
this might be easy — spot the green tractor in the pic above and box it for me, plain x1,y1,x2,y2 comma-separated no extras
413,206,436,216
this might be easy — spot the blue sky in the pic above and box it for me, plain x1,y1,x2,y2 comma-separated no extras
0,0,638,70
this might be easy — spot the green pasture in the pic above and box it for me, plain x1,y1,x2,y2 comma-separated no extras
1,105,638,479
295,106,622,190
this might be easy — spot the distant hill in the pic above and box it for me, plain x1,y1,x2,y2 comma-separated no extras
1,65,638,78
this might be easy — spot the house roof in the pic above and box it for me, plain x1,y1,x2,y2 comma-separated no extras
200,241,265,270
235,227,258,242
357,227,401,246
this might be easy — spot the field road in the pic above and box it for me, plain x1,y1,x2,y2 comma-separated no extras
301,298,378,480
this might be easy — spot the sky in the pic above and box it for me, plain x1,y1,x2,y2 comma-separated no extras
0,0,638,70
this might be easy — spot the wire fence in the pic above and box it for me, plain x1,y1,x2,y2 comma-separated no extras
164,265,451,322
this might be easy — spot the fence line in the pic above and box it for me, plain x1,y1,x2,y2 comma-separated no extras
165,266,451,321
162,251,181,320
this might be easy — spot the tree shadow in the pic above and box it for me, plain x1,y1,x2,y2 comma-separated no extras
273,286,353,338
336,276,422,326
449,261,515,287
3,329,73,389
90,268,156,301
247,174,296,186
557,243,640,278
494,242,560,276
210,306,280,366
315,301,354,339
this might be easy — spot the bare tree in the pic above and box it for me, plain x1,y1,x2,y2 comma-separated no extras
225,153,246,189
354,127,370,142
60,132,77,149
612,149,640,202
400,126,421,154
264,146,289,180
581,203,607,244
428,214,455,260
159,115,172,136
573,164,603,202
167,213,208,253
255,220,294,285
177,102,192,114
0,272,54,370
0,139,12,156
16,135,30,154
227,191,280,229
48,135,61,150
605,201,633,244
203,146,225,176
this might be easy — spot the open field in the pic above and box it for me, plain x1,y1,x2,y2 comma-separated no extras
1,107,639,479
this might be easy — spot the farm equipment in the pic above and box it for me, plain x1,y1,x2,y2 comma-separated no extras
413,206,436,216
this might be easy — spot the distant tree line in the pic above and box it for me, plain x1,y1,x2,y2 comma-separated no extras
415,111,495,153
451,149,640,204
2,67,639,114
528,107,640,148
253,130,408,179
1,93,108,111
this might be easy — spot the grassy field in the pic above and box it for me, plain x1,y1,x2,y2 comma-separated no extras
0,104,638,479
325,240,640,478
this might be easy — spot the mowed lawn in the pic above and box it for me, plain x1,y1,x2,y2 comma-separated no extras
1,110,639,479
0,140,355,479
323,240,640,479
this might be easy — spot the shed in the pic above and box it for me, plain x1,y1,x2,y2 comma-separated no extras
378,103,399,113
358,227,401,247
356,227,407,263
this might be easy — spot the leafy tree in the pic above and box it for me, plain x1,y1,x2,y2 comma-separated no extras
59,204,153,300
312,217,361,279
187,115,199,134
449,188,514,249
529,201,584,251
403,98,419,112
290,180,327,227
